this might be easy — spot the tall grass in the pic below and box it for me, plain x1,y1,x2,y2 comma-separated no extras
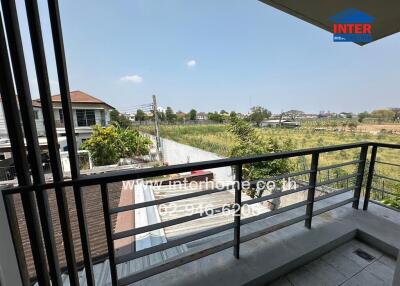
137,124,400,203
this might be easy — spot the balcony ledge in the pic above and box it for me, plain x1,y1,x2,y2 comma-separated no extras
132,195,400,286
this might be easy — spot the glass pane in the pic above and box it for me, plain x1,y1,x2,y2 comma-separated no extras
59,109,64,123
76,109,86,126
86,110,96,126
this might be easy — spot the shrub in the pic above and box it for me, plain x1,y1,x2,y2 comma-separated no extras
228,116,294,198
81,124,152,165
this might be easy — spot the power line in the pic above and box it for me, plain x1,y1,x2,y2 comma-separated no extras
118,103,154,113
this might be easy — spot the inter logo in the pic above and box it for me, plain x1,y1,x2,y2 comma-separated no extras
329,8,374,43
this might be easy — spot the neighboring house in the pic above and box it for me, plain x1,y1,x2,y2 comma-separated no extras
32,100,46,137
0,91,114,159
157,106,165,113
124,113,136,122
0,99,46,138
176,111,186,119
260,119,300,128
339,112,355,118
236,113,247,119
196,112,207,121
33,90,114,150
0,91,113,180
0,100,10,138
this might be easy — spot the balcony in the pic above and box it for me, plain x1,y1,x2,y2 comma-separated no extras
0,1,400,285
1,142,400,286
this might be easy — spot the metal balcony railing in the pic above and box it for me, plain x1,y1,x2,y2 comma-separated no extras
1,142,400,286
0,1,399,286
0,163,51,182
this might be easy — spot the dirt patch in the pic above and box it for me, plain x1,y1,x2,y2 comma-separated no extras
357,124,400,134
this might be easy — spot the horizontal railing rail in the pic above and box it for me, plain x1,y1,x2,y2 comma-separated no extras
2,142,370,195
2,141,400,286
363,143,400,211
1,1,398,284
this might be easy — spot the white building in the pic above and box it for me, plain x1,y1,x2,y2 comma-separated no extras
33,91,114,150
124,112,136,122
260,119,300,128
196,112,208,121
0,91,114,156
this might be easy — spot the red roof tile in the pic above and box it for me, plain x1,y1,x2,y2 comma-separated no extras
15,183,122,280
33,91,115,109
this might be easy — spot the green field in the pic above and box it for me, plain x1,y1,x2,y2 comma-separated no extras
137,124,400,207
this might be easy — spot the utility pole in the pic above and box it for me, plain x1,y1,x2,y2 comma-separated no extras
152,95,163,163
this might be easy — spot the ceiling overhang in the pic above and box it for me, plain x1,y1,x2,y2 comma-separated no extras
258,0,400,45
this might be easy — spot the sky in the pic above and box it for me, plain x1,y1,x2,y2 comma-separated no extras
14,0,400,114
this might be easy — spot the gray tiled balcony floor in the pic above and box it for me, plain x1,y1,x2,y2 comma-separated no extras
270,240,396,286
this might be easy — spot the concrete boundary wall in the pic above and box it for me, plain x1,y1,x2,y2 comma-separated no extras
147,135,234,182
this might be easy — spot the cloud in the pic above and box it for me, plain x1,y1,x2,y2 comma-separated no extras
120,74,143,84
186,60,197,68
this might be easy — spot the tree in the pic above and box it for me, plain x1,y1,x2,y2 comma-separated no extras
358,111,369,123
284,110,304,121
220,110,228,115
228,116,294,201
248,106,271,127
81,124,152,165
207,112,223,123
371,109,396,123
157,110,166,122
390,108,400,122
110,109,119,122
135,109,147,121
165,107,177,122
110,110,131,128
189,109,197,120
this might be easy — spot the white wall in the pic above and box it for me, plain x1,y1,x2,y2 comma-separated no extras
0,103,48,138
0,103,8,138
34,107,46,136
153,136,234,182
0,102,111,140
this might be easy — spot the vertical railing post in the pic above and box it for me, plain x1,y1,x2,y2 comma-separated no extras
233,164,242,259
1,0,62,284
2,193,29,286
305,152,319,229
0,10,50,285
101,184,118,286
24,0,80,283
353,146,368,209
47,0,95,283
363,145,377,211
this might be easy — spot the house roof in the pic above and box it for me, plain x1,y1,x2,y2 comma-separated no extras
33,91,115,109
258,0,400,45
16,182,122,280
32,100,41,108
